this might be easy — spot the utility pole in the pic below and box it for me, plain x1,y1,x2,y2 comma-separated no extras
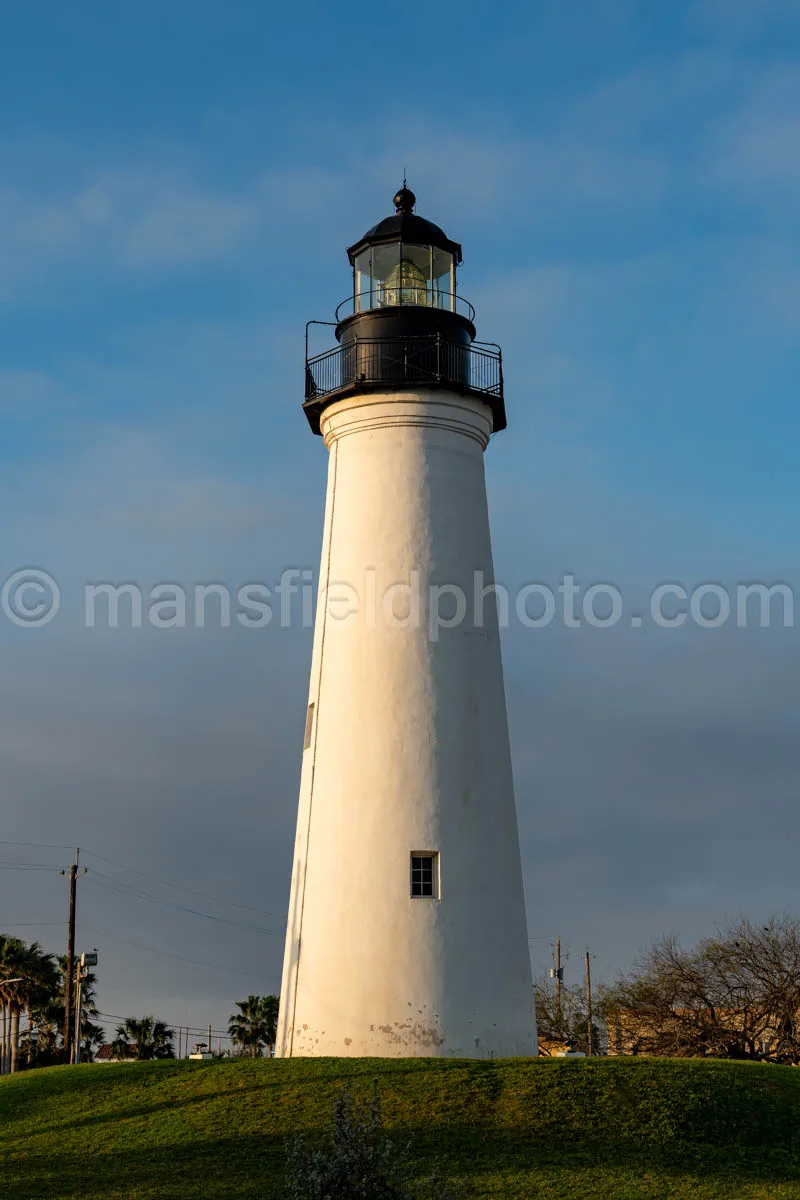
73,970,83,1065
73,951,97,1065
61,850,86,1064
585,948,594,1057
546,931,566,1036
550,938,564,1036
556,938,562,1026
207,1023,212,1057
62,852,78,1063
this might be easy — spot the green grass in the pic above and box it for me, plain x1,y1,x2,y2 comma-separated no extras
1,1056,800,1198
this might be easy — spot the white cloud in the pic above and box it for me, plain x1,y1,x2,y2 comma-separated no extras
0,102,673,302
710,68,800,198
3,34,799,309
0,370,71,418
0,168,260,297
112,183,256,270
690,0,799,40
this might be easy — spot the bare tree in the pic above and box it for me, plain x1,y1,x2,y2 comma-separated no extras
534,978,604,1055
604,915,800,1063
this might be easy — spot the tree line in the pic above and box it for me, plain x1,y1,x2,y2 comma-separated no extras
108,996,281,1061
537,915,800,1064
96,995,282,1061
0,935,102,1071
9,915,800,1068
0,930,282,1070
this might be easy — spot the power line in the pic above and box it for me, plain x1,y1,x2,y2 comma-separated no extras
0,921,64,927
0,840,282,921
93,1010,236,1041
84,871,282,936
78,923,266,978
0,840,74,851
80,847,281,918
93,1016,234,1040
0,848,279,995
0,863,66,871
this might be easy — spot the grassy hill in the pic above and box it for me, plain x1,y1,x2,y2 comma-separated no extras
1,1056,800,1199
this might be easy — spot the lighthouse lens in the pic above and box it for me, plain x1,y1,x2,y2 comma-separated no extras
354,243,454,313
384,258,429,306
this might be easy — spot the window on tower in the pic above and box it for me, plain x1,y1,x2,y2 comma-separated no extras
303,703,315,750
410,852,439,899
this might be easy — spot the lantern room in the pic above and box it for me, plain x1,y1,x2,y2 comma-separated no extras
303,185,506,435
349,185,460,313
353,241,455,311
339,185,469,329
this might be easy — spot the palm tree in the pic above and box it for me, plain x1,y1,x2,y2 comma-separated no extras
228,994,280,1057
0,935,25,1073
26,954,101,1067
0,938,58,1073
261,995,279,1054
77,1020,105,1063
112,1016,175,1061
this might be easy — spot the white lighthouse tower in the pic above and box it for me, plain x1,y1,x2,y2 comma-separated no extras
276,186,537,1058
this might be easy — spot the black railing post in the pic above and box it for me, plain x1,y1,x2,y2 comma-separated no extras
305,362,316,401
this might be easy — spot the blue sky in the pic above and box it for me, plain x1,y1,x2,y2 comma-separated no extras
1,0,799,1041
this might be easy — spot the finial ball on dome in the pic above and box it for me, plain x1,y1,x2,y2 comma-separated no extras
393,185,416,214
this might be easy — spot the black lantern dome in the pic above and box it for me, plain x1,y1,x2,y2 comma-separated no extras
303,186,505,434
347,186,462,264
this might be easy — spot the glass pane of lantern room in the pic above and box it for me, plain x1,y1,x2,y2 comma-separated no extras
354,249,372,312
398,245,432,306
372,243,401,306
432,248,454,311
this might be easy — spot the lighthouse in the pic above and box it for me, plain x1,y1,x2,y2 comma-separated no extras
276,186,537,1058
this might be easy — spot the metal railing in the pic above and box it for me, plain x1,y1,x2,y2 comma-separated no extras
305,334,502,403
334,289,476,324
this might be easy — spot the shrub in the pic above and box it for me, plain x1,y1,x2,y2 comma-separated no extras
286,1086,463,1200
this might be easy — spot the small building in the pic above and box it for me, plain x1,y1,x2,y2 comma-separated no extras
538,1035,589,1058
94,1043,136,1063
605,1007,775,1058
